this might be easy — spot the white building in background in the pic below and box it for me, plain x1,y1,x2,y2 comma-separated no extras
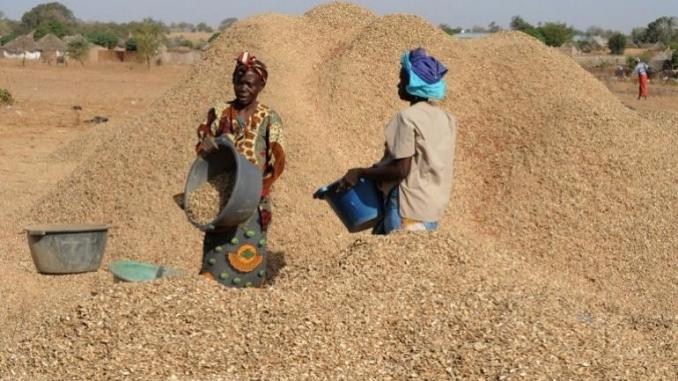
3,50,41,60
1,32,41,60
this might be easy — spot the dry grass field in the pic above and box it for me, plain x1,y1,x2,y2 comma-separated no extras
603,78,678,113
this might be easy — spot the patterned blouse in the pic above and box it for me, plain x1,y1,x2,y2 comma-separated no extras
196,102,285,230
197,102,286,197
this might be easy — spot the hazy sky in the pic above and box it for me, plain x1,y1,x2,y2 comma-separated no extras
1,0,676,33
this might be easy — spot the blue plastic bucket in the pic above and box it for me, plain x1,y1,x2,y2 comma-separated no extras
314,178,383,233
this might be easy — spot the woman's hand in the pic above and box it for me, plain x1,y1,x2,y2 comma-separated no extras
337,158,411,191
196,108,219,155
198,134,218,155
338,168,364,192
197,109,217,138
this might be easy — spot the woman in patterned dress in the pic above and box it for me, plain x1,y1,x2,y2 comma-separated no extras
195,51,285,288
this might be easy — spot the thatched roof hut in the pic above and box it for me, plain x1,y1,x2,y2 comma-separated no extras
37,34,67,52
3,32,38,53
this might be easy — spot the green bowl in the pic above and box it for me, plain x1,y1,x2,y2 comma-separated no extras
109,260,184,283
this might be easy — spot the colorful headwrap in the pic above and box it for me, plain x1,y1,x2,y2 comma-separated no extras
234,51,268,85
400,48,448,100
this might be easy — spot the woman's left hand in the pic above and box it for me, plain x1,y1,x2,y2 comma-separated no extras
338,168,364,192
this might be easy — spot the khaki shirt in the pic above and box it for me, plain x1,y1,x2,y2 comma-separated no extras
379,102,456,221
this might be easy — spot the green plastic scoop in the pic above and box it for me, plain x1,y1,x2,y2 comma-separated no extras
109,260,185,283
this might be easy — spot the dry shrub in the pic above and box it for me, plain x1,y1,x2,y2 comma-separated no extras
0,88,13,105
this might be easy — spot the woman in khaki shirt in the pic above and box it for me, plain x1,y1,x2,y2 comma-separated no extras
339,48,456,234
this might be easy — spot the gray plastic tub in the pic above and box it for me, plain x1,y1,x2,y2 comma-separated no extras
184,139,263,231
26,224,110,274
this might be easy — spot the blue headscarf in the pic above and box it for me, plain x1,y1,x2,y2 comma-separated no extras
400,48,448,100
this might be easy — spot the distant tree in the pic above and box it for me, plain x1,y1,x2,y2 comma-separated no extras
125,37,137,51
133,18,165,69
67,36,90,65
439,24,461,35
19,2,75,35
195,22,213,33
510,16,546,43
608,33,627,55
87,30,118,49
218,18,237,31
602,29,618,39
77,22,130,43
510,16,532,31
34,19,67,39
128,19,168,34
644,16,677,45
524,28,546,43
488,21,502,33
0,11,19,37
0,11,17,44
631,27,648,44
0,33,15,45
669,42,678,69
539,22,574,47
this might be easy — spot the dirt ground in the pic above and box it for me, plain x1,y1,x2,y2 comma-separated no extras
0,60,188,219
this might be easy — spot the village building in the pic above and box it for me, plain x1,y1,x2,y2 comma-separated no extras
36,33,67,64
2,32,41,61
